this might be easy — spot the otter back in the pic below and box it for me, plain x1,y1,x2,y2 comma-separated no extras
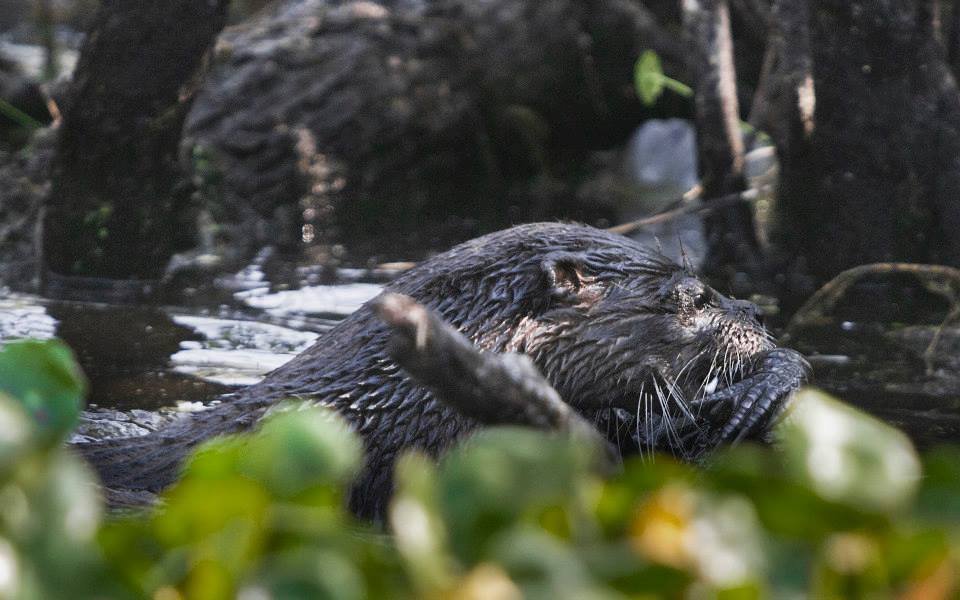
77,223,805,518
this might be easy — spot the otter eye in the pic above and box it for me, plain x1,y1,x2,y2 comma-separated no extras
693,291,710,310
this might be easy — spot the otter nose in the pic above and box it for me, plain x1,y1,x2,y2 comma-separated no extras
731,299,762,323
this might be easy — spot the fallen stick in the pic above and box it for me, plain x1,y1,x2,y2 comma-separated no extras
372,293,619,472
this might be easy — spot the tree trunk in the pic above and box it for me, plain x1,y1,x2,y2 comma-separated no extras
949,0,960,72
770,0,960,288
43,0,229,281
683,0,759,276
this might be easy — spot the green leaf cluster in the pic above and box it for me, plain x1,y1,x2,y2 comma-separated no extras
1,340,959,599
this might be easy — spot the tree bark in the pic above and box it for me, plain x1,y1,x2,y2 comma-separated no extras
949,0,960,72
43,0,229,281
682,0,759,276
769,0,960,288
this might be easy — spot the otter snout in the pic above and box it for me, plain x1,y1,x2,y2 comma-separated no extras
728,298,762,324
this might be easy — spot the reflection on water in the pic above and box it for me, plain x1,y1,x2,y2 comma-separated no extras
238,282,383,319
42,301,233,410
0,295,58,341
0,268,383,413
169,315,320,385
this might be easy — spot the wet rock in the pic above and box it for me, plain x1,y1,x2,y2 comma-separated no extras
72,411,152,442
127,409,169,432
72,406,195,444
184,0,685,256
0,293,57,341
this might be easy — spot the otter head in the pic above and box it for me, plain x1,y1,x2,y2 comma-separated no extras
514,248,775,456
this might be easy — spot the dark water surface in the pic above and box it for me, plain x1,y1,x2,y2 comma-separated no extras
790,322,960,450
2,259,959,449
0,256,390,440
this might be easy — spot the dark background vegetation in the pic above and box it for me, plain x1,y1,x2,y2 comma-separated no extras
3,0,960,307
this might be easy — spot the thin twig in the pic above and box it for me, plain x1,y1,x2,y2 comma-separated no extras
607,184,764,236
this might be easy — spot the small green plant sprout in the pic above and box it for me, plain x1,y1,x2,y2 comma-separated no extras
634,50,693,106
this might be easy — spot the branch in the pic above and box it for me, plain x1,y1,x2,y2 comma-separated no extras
606,183,771,237
785,263,960,375
372,293,619,472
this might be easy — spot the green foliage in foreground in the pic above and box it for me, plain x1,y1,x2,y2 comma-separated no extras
1,340,959,599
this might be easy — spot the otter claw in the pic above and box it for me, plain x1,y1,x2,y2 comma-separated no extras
696,348,810,447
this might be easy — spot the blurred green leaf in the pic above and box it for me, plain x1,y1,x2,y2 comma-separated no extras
155,476,269,547
0,394,34,473
0,340,86,445
391,452,456,594
882,528,951,585
5,450,127,599
915,446,960,524
707,446,883,540
597,455,694,535
238,407,362,498
686,493,767,590
487,528,610,600
634,50,665,106
437,428,599,562
254,548,368,600
776,388,920,514
810,532,890,599
634,50,693,106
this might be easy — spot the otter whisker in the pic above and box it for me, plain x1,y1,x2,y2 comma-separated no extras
661,372,698,424
609,409,623,453
673,348,709,389
724,346,736,386
643,389,655,460
636,380,656,460
666,375,702,459
652,377,684,455
652,388,673,451
694,356,720,407
687,348,721,423
724,348,734,387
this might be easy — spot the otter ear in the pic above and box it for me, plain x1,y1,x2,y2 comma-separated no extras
540,252,597,304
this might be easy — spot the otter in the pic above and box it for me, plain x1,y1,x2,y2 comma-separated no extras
79,223,809,517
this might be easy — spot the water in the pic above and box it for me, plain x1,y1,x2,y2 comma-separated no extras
2,254,959,449
789,321,960,450
0,254,391,441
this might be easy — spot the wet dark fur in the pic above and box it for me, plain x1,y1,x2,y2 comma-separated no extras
79,223,795,517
